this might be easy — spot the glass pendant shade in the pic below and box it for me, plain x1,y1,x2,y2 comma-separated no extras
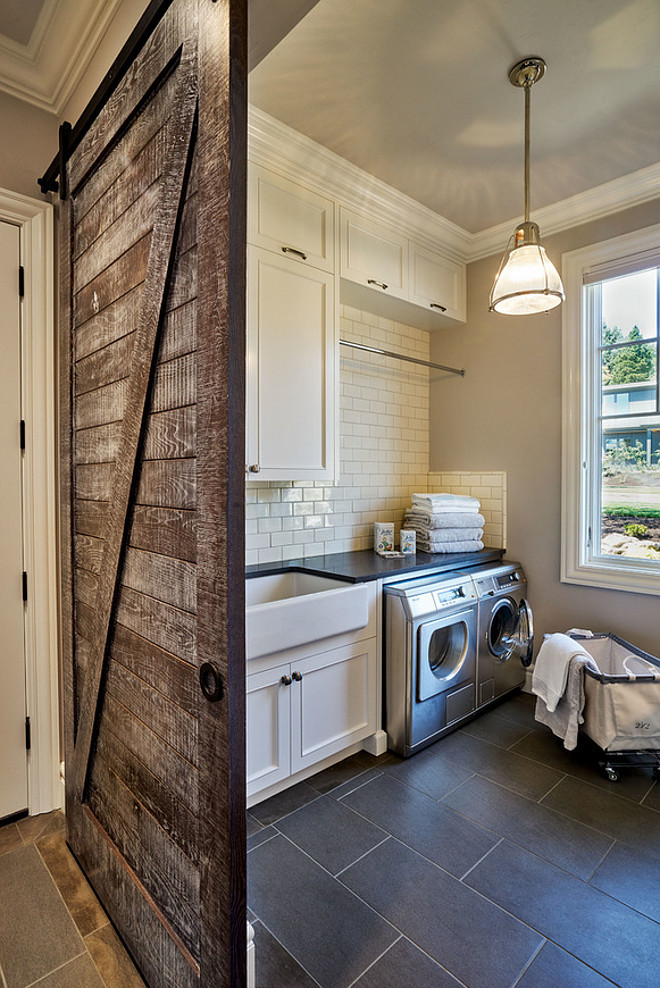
490,224,565,314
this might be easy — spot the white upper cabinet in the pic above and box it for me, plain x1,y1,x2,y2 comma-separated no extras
409,241,466,322
340,208,408,301
246,246,337,482
248,164,335,273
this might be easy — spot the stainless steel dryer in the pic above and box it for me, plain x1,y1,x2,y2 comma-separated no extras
384,571,478,757
473,561,534,707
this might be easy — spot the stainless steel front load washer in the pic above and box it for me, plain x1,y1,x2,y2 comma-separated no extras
472,561,534,707
384,571,478,757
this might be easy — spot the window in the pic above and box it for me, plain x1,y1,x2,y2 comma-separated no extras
562,224,660,595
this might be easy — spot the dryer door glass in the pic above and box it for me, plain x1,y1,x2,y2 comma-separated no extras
487,598,518,661
417,609,473,701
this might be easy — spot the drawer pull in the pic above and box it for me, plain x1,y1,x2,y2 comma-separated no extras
248,464,260,473
281,675,292,686
430,302,447,312
282,246,308,261
367,278,388,290
292,671,303,682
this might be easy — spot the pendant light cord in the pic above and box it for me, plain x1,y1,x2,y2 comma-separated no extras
524,82,531,225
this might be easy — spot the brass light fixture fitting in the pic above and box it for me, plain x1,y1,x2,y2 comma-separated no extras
489,56,565,315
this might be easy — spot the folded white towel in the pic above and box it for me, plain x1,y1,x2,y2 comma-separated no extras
417,539,484,554
413,527,484,543
404,510,485,530
411,493,481,512
532,634,593,712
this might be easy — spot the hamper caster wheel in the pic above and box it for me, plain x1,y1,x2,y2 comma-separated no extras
604,767,619,782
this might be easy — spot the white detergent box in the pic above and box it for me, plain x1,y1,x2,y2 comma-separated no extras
374,522,394,552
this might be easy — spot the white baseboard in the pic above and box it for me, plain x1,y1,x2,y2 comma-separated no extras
362,729,388,757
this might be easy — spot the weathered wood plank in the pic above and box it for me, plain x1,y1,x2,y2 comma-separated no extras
116,586,197,663
88,753,200,960
174,192,197,259
74,235,151,327
123,546,197,613
110,623,197,716
74,499,108,539
164,246,197,311
74,125,167,258
95,719,199,864
75,379,128,431
128,505,197,563
75,601,96,644
75,422,122,465
100,693,198,815
75,462,116,501
158,300,197,364
75,286,141,362
74,183,161,295
74,534,104,574
74,566,100,608
151,353,196,412
75,332,135,397
135,459,196,510
143,407,195,460
106,659,197,765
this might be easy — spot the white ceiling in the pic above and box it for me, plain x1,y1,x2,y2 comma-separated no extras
249,0,660,233
0,0,45,46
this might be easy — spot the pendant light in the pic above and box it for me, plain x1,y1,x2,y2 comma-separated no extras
489,56,565,315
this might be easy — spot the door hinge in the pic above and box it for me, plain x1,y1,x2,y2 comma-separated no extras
20,420,25,451
22,571,28,602
25,717,31,752
18,265,24,298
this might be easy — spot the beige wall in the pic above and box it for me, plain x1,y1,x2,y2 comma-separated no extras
0,91,58,197
429,199,660,657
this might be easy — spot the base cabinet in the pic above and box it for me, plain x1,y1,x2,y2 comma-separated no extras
247,639,377,800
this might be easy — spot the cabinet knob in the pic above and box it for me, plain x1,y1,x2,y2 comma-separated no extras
248,464,260,473
292,671,303,682
367,278,388,290
281,246,308,261
281,675,292,686
430,302,447,312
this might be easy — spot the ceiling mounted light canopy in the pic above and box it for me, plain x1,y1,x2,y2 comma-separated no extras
490,56,565,315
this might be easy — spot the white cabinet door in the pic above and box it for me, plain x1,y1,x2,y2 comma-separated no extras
409,241,466,322
246,246,337,481
248,164,335,273
247,663,291,799
290,640,377,775
340,208,408,301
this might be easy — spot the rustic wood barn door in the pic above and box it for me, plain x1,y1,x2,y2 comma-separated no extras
57,1,246,985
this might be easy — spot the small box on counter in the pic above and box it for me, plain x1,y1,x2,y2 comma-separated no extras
400,529,416,554
374,522,394,553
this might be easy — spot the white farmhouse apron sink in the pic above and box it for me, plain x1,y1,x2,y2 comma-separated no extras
246,572,370,659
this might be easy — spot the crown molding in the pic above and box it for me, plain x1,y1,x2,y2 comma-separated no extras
249,106,660,267
248,105,473,263
0,0,122,113
468,161,660,262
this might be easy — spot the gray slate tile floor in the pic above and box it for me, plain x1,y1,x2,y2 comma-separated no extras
249,692,660,988
2,693,658,987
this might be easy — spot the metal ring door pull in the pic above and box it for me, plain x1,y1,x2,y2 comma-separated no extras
199,662,224,702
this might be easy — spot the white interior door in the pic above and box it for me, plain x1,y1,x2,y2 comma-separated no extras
0,220,27,820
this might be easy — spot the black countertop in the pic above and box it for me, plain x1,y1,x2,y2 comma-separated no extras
246,546,504,584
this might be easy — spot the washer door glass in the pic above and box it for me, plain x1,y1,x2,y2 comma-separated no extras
417,609,473,701
487,598,519,661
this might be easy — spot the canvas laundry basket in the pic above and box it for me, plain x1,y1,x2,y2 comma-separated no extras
570,633,660,752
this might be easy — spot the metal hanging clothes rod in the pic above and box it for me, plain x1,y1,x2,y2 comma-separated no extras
339,339,465,377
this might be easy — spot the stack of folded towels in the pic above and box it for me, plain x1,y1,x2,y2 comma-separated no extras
403,493,485,553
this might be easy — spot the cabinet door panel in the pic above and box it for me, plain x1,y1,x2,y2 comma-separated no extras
247,663,291,798
340,208,408,300
291,640,377,774
409,241,466,321
248,165,334,273
247,246,336,481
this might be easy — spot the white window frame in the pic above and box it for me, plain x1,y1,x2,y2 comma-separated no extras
562,222,660,596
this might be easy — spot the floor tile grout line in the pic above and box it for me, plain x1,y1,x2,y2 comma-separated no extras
249,918,324,988
344,934,402,988
333,835,391,879
331,768,385,800
23,949,88,987
509,937,546,988
396,933,472,988
585,836,618,884
459,837,503,883
432,771,478,803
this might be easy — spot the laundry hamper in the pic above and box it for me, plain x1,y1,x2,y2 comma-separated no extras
569,633,660,781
